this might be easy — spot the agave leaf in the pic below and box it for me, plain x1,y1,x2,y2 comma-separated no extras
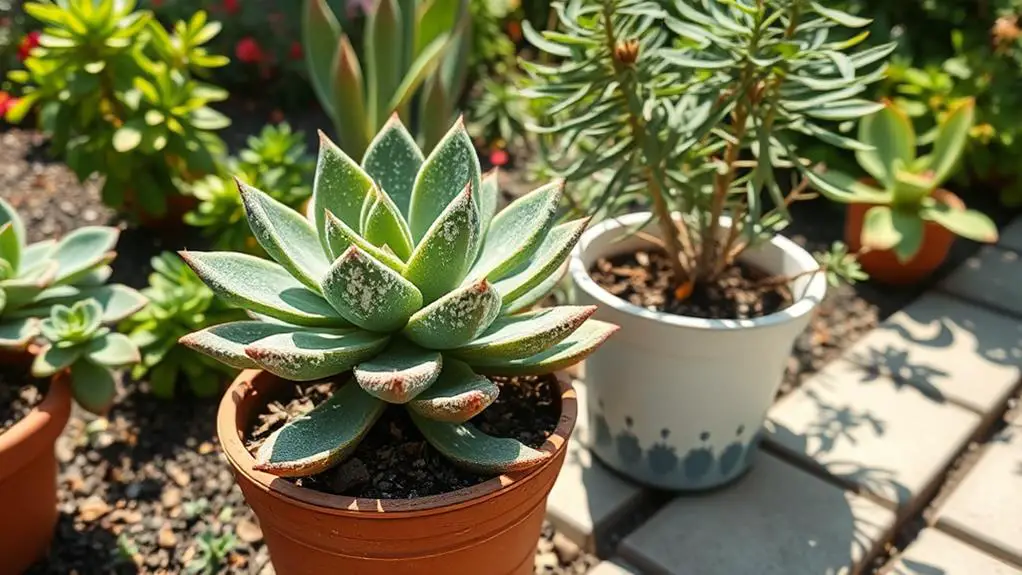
404,185,480,303
0,223,19,273
467,319,618,376
452,306,596,362
408,358,497,423
254,380,385,476
411,412,550,474
179,321,302,369
365,0,403,131
856,103,915,189
361,115,424,217
419,74,450,156
353,339,442,403
86,332,140,368
361,186,414,260
181,251,345,327
927,98,975,185
477,168,501,243
51,226,120,285
239,180,329,292
470,181,563,282
31,343,84,377
331,35,371,159
0,317,38,350
245,328,389,381
70,360,118,415
324,210,406,272
407,119,482,242
502,262,567,315
311,132,376,245
494,218,589,309
387,33,451,119
403,279,501,349
415,0,459,57
321,246,423,332
16,285,147,324
921,204,998,243
0,198,25,267
302,0,341,117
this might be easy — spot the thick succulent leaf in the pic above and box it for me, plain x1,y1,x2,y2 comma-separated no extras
303,0,342,117
20,239,56,274
469,181,562,282
859,205,900,250
415,0,459,57
254,380,385,476
331,34,371,159
75,265,113,287
324,210,406,272
387,34,451,119
321,246,423,332
411,412,550,474
403,279,501,349
407,119,482,242
891,167,934,205
477,169,501,244
181,252,345,327
0,317,39,350
856,103,915,189
3,262,57,308
361,186,414,260
452,306,596,362
353,339,442,403
502,262,567,315
890,211,925,263
245,329,390,381
408,358,497,423
179,321,302,369
928,98,975,185
31,343,84,378
16,285,147,324
805,169,892,205
467,319,619,376
311,132,376,246
365,0,403,131
51,226,119,285
86,332,140,368
361,115,424,217
0,198,26,268
0,223,19,274
239,181,329,292
70,360,118,415
921,204,998,243
494,218,589,310
403,185,480,303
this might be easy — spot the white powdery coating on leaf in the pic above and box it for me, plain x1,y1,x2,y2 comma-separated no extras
340,260,398,322
419,283,497,333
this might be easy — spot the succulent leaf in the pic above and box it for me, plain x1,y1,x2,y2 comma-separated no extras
70,360,118,415
469,181,563,281
324,210,406,272
891,167,934,206
477,168,501,243
403,185,480,303
407,119,482,242
408,358,497,423
365,0,403,131
3,262,58,308
179,321,303,369
238,180,329,292
402,279,501,349
386,33,452,121
244,328,389,381
452,306,596,362
0,198,26,269
804,169,892,205
302,0,341,117
20,239,56,274
19,285,147,324
181,251,345,327
502,262,567,315
0,317,39,350
361,116,424,217
254,380,386,477
311,132,376,244
321,246,423,332
0,223,20,274
86,333,141,368
493,218,589,309
415,0,460,57
860,205,901,250
856,103,915,189
467,319,619,376
360,186,414,260
331,35,371,159
353,339,442,403
921,204,999,244
927,98,975,185
31,343,84,378
890,211,925,263
51,226,120,285
410,412,550,474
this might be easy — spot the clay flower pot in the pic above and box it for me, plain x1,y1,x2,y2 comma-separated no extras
218,369,577,575
845,188,965,285
0,372,72,575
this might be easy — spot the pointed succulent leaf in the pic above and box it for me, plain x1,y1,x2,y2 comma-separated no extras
361,115,424,217
928,98,975,185
2,262,58,308
860,205,901,250
70,361,118,415
365,0,403,131
353,339,442,403
452,306,596,362
407,119,482,242
921,204,998,244
321,246,423,332
324,210,406,272
404,185,480,303
331,35,371,159
254,380,385,476
415,0,459,57
86,333,141,368
0,223,20,274
31,343,84,377
856,102,915,189
0,318,38,350
494,218,589,309
408,358,497,423
361,186,414,260
311,132,376,244
51,226,119,285
467,319,619,376
181,252,345,327
477,169,501,242
403,279,501,349
0,198,25,267
891,167,935,205
470,181,563,281
387,33,451,118
179,321,303,369
419,74,450,156
302,0,341,117
502,262,567,315
245,329,390,381
410,412,550,474
239,180,329,292
21,285,148,324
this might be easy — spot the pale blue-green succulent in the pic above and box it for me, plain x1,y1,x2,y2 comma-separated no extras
179,117,616,477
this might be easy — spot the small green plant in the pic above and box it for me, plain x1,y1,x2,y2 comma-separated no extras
469,0,517,73
302,0,470,158
185,530,237,575
8,0,230,219
810,98,999,261
468,73,531,152
179,117,616,476
121,252,246,399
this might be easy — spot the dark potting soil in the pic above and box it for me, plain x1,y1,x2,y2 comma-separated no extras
247,375,561,499
0,378,47,434
589,249,793,320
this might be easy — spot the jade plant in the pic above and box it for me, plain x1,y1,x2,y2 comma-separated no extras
810,98,999,261
179,117,616,476
0,199,147,414
302,0,470,158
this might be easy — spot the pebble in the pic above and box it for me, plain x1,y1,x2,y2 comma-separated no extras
157,524,178,549
77,496,111,522
161,487,182,509
552,532,581,563
165,463,191,487
535,550,559,571
236,519,264,543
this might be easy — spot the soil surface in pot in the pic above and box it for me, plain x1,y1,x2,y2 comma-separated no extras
246,375,561,499
0,378,47,434
590,249,793,320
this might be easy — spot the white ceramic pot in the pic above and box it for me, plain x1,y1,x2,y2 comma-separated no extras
569,212,826,491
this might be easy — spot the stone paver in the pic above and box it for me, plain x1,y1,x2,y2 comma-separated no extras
546,381,646,552
997,217,1022,254
935,414,1022,566
588,559,643,574
887,529,1022,575
618,453,895,575
765,359,981,510
842,292,1022,415
940,246,1022,317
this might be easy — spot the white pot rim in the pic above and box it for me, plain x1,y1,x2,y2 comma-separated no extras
569,212,827,332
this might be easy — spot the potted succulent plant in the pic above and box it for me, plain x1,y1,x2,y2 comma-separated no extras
523,0,892,490
0,200,145,573
808,98,999,284
179,117,615,574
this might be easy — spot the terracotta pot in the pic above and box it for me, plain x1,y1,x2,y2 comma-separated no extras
845,187,965,285
218,370,577,575
0,373,72,575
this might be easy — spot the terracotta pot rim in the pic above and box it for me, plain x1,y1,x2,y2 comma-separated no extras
0,370,72,478
217,369,577,517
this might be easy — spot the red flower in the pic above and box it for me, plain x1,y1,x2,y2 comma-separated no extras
0,92,18,120
223,0,240,15
289,41,303,61
17,31,41,61
235,37,265,64
489,148,509,167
